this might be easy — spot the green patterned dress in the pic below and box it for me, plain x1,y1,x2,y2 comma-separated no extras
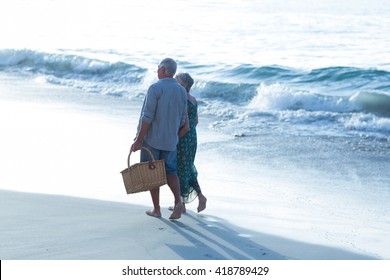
177,100,201,203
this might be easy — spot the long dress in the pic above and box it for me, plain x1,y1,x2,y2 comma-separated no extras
177,99,201,203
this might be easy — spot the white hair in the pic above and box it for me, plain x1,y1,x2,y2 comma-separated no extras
159,58,177,75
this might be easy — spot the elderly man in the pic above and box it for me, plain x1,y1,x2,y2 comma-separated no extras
131,58,187,219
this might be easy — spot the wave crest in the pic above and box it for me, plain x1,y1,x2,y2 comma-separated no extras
247,83,390,117
1,49,144,71
350,91,390,117
0,49,147,96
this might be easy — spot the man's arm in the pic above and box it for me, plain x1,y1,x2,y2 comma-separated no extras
131,121,150,152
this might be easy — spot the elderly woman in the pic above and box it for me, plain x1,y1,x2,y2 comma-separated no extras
173,72,207,213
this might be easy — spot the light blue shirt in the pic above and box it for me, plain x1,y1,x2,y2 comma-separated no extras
138,78,187,151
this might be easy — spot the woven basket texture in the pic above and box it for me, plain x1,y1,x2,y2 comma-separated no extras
121,147,167,194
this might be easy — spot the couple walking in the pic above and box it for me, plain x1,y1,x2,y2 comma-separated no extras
130,58,207,220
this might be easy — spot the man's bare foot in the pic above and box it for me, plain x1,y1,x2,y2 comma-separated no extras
146,209,161,218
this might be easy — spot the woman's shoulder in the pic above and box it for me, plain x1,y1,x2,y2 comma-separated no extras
188,94,197,106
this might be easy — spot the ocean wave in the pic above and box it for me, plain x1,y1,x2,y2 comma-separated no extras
195,81,256,103
349,91,390,117
191,64,390,92
190,64,390,109
2,49,389,99
0,49,147,96
247,83,390,117
343,113,390,135
203,82,390,138
247,83,341,111
207,102,390,139
1,49,389,121
208,64,300,82
298,66,390,83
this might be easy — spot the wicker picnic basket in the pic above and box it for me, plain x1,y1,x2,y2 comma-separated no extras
120,147,167,194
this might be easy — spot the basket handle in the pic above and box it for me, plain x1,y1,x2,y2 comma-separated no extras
127,147,157,170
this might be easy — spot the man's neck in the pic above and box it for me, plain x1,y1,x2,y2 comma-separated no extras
163,74,174,78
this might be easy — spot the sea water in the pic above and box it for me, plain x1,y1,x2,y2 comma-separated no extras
1,0,389,258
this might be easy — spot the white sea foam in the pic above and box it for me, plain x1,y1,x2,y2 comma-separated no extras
248,83,358,113
343,113,390,134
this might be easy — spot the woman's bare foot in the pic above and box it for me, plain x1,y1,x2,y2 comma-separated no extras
168,204,186,213
197,194,207,213
169,202,184,219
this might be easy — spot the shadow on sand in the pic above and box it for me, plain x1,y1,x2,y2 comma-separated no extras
0,190,378,260
160,211,377,260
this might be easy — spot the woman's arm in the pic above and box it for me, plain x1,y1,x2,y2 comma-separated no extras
178,114,190,137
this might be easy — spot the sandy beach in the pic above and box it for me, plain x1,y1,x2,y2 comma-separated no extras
0,75,383,260
1,189,376,260
0,190,284,260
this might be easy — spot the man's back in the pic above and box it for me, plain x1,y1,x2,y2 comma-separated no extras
140,78,187,151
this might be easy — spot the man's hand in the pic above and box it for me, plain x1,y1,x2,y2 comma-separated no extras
131,122,150,152
131,139,143,152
